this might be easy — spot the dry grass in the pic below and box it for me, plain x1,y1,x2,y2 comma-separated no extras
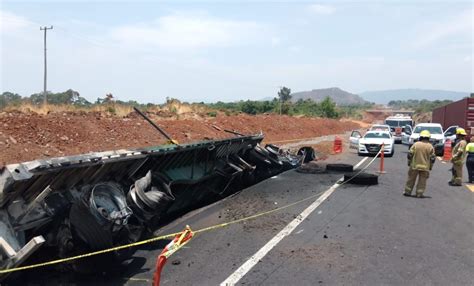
3,103,78,115
1,101,209,118
90,104,133,117
2,103,134,117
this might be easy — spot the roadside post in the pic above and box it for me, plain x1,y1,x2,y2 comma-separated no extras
377,143,386,174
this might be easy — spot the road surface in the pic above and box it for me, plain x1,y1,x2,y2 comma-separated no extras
20,144,474,285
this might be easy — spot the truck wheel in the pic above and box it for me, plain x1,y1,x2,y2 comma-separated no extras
69,203,115,273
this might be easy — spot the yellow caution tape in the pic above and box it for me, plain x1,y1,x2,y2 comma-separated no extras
0,150,381,275
0,190,325,274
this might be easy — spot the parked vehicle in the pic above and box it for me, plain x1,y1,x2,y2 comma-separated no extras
349,130,362,149
351,130,394,157
369,124,391,132
432,97,473,141
406,123,445,156
384,115,413,143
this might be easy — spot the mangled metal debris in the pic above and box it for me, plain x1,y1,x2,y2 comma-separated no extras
0,133,303,277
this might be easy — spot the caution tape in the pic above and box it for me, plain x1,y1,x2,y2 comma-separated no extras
0,150,382,275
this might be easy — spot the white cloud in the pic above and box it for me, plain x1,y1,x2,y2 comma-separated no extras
413,9,473,49
110,12,264,51
308,4,335,15
289,45,302,53
0,10,34,33
271,36,281,47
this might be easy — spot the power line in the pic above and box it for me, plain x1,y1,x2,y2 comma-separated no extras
40,25,53,105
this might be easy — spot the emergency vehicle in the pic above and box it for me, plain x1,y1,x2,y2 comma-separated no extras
384,114,413,143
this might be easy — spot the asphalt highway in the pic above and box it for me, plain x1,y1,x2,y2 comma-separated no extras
18,144,474,285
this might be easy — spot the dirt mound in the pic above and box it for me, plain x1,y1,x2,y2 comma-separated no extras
0,112,360,164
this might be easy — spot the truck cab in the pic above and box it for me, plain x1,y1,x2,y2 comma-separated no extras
384,115,413,144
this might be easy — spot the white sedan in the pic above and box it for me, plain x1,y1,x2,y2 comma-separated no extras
357,130,394,157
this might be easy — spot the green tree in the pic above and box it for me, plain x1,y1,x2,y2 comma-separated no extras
277,86,292,115
320,97,339,118
28,89,91,105
278,86,292,102
0,92,22,108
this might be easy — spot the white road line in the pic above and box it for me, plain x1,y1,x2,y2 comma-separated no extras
221,157,369,285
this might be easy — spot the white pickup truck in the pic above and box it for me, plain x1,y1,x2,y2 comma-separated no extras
404,123,459,156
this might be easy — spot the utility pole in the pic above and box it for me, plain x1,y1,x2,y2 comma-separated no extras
40,26,53,105
277,86,283,115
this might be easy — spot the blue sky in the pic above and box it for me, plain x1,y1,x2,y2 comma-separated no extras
1,1,472,103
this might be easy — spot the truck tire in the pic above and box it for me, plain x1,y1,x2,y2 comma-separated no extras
326,163,353,173
69,203,115,273
343,172,378,185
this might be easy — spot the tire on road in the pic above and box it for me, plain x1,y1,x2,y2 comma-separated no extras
343,172,378,185
326,163,354,173
296,163,325,174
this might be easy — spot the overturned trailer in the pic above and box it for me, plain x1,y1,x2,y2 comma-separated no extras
0,134,302,276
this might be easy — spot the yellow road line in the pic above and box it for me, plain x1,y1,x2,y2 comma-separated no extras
465,184,474,193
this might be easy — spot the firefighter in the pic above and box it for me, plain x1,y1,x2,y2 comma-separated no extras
465,137,474,184
404,130,436,198
449,128,467,186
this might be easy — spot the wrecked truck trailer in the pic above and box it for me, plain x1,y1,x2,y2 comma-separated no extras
0,134,302,276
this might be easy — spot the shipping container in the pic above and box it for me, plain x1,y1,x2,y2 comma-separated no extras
432,97,474,136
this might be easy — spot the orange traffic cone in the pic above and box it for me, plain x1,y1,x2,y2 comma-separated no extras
333,136,343,154
443,139,452,161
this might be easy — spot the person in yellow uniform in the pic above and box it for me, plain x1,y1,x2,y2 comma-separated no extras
404,130,436,198
465,137,474,183
449,128,467,186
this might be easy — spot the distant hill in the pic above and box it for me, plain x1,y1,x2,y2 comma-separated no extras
291,87,368,106
359,89,469,105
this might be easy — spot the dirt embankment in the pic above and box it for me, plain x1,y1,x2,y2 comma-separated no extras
0,111,360,165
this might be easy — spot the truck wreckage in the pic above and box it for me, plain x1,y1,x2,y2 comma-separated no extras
0,131,305,277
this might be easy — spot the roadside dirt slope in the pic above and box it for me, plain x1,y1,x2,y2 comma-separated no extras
0,112,360,164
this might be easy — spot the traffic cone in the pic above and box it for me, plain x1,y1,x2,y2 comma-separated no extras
333,136,343,154
443,139,452,161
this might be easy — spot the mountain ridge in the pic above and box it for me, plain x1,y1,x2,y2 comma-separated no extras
290,87,368,106
359,89,469,104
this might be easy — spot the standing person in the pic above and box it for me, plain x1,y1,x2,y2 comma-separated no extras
465,137,474,184
404,130,436,198
449,128,467,186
